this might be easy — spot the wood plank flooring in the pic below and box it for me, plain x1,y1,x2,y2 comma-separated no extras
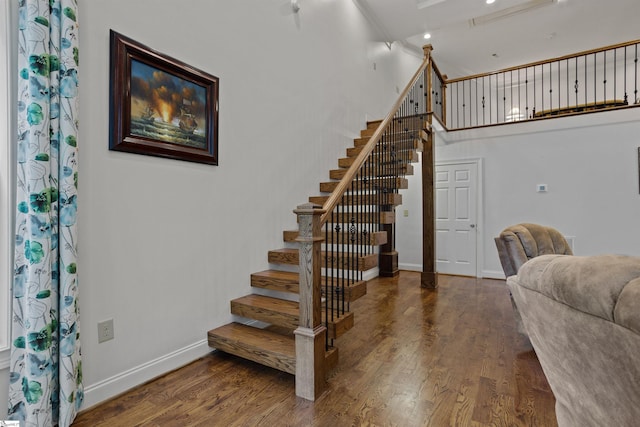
72,272,557,427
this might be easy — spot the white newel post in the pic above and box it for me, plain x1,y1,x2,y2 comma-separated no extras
293,203,327,400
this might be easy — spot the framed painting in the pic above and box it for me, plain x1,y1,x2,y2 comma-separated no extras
109,30,219,165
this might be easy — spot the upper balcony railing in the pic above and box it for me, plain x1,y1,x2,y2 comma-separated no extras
434,40,640,130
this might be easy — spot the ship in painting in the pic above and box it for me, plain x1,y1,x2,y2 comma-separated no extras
178,99,198,134
140,104,156,123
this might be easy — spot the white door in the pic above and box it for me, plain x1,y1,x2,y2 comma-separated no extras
435,162,478,276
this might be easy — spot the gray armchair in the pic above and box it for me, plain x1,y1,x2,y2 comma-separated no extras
495,223,573,278
495,223,573,335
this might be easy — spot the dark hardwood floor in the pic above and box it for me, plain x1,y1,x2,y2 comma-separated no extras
73,271,557,427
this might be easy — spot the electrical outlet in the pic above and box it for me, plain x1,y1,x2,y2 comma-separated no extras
98,319,114,343
403,209,409,217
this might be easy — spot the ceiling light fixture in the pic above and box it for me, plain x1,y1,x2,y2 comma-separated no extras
423,33,432,39
470,0,557,27
486,0,496,4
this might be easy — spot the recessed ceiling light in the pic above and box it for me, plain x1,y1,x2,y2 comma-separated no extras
424,33,432,39
486,0,496,4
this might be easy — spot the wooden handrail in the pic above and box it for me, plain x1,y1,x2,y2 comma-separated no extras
320,44,433,224
446,39,640,84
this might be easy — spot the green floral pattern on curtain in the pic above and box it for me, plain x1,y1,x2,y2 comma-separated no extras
8,0,82,425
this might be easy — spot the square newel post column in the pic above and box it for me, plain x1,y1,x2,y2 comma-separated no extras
422,44,438,289
293,203,327,400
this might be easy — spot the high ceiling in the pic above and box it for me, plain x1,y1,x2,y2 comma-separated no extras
355,0,640,78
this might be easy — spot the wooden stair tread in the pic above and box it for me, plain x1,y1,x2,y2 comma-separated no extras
251,270,300,293
309,193,402,207
252,269,367,302
326,211,395,225
283,230,387,246
269,248,378,271
320,177,408,193
348,139,421,156
232,294,299,329
207,322,296,374
338,152,418,168
231,294,355,339
329,163,413,180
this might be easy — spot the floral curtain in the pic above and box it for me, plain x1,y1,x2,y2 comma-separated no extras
8,0,82,425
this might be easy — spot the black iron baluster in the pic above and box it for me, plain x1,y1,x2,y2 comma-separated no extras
502,72,506,123
566,59,569,110
635,44,638,103
624,46,628,104
510,71,513,122
584,55,587,105
482,76,486,125
548,62,552,113
594,52,597,105
540,64,544,113
475,78,479,126
525,68,529,118
557,60,560,114
518,69,521,121
603,49,607,105
462,78,466,126
575,56,579,106
533,65,537,117
614,49,617,103
495,73,499,125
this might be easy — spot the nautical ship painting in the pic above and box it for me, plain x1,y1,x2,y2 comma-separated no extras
129,59,207,149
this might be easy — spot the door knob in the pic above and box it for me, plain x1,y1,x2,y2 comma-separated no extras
470,224,476,228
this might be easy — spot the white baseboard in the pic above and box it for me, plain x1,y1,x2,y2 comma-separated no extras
0,348,9,370
399,263,422,272
482,269,506,280
81,339,211,411
363,267,380,281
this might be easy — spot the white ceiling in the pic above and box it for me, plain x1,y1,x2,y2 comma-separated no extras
355,0,640,78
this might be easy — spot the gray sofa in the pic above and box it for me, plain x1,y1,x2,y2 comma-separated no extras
508,254,640,426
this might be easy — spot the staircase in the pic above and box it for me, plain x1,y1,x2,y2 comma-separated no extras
207,44,436,400
207,118,424,376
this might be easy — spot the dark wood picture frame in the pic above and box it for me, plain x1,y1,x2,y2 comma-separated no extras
109,30,219,165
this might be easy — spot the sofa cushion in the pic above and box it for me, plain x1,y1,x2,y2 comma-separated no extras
517,254,640,326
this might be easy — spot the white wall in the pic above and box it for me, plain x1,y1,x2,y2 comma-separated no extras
396,109,640,278
0,0,418,413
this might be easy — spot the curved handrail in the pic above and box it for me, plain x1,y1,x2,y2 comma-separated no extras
320,45,433,224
